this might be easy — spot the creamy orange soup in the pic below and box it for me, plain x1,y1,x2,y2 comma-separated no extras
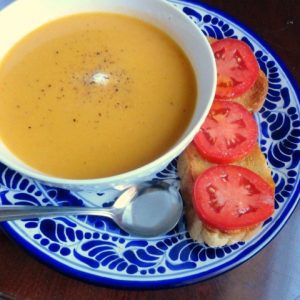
0,13,197,179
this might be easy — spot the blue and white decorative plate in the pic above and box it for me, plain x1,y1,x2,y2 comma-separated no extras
0,0,299,288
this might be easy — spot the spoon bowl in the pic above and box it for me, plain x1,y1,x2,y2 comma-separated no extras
116,182,183,237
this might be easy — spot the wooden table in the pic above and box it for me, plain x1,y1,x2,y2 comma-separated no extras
0,0,299,299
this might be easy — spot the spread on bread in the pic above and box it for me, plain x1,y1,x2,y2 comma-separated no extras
178,37,275,247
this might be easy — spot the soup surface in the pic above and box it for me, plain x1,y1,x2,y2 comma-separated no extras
0,13,197,179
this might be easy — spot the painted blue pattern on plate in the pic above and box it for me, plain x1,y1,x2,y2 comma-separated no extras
0,0,299,288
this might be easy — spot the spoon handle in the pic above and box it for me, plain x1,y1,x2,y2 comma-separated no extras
0,205,115,222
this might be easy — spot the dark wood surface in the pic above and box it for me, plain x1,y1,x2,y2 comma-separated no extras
0,0,299,299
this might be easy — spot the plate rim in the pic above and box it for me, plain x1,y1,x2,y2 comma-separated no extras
1,0,300,289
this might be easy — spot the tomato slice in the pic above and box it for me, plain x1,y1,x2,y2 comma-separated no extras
212,38,259,99
193,165,274,231
193,101,258,164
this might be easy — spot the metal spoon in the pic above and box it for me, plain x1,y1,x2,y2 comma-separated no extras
0,181,183,237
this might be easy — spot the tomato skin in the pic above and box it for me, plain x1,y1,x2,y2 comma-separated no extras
193,165,274,231
212,38,259,99
193,101,258,164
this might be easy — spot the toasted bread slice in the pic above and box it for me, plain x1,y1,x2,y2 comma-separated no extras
178,37,272,247
178,143,275,247
207,37,268,112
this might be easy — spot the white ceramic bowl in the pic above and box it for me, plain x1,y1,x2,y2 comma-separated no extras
0,0,216,191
